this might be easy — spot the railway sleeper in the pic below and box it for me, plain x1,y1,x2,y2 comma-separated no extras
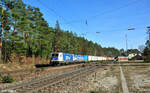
3,65,99,93
32,67,97,92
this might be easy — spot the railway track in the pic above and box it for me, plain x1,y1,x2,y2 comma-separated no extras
1,63,102,93
0,63,84,82
32,65,98,93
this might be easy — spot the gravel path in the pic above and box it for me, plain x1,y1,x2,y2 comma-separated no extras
120,66,129,93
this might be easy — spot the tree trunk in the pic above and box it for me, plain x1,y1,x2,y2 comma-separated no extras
0,47,1,63
18,55,22,63
4,43,7,63
0,0,4,63
25,51,27,63
32,54,35,63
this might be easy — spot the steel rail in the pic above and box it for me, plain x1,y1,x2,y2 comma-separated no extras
1,64,100,93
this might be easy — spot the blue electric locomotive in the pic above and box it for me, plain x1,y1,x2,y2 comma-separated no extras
50,52,88,65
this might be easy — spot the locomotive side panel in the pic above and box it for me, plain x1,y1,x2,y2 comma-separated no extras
74,55,84,62
63,53,73,63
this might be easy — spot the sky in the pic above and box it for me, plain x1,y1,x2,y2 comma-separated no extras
23,0,150,50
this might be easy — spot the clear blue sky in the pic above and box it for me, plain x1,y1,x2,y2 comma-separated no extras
23,0,150,50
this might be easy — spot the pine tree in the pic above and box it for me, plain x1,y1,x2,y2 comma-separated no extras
0,0,120,63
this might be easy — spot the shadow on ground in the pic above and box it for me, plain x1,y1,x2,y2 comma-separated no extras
35,64,54,68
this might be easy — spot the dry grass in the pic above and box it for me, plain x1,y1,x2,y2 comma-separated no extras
122,63,150,92
93,65,122,93
0,62,35,72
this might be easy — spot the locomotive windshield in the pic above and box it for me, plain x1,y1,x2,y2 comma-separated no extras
52,54,58,57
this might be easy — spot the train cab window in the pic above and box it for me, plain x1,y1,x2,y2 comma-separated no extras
52,54,58,57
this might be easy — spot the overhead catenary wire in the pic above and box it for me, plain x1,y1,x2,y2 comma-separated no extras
32,0,147,32
25,0,149,37
64,0,141,25
36,0,78,31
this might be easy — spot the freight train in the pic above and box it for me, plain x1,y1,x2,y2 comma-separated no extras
50,52,114,65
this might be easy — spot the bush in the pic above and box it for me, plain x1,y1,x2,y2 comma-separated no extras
40,67,45,71
2,74,15,83
90,91,99,93
0,73,3,78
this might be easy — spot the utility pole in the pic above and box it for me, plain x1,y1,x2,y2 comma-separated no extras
126,28,135,56
147,26,150,41
125,34,128,52
0,0,4,62
147,26,150,48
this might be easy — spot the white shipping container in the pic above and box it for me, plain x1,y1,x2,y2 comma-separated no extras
88,56,93,61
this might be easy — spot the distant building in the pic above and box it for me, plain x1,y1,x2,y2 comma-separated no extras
116,56,128,62
128,53,142,60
